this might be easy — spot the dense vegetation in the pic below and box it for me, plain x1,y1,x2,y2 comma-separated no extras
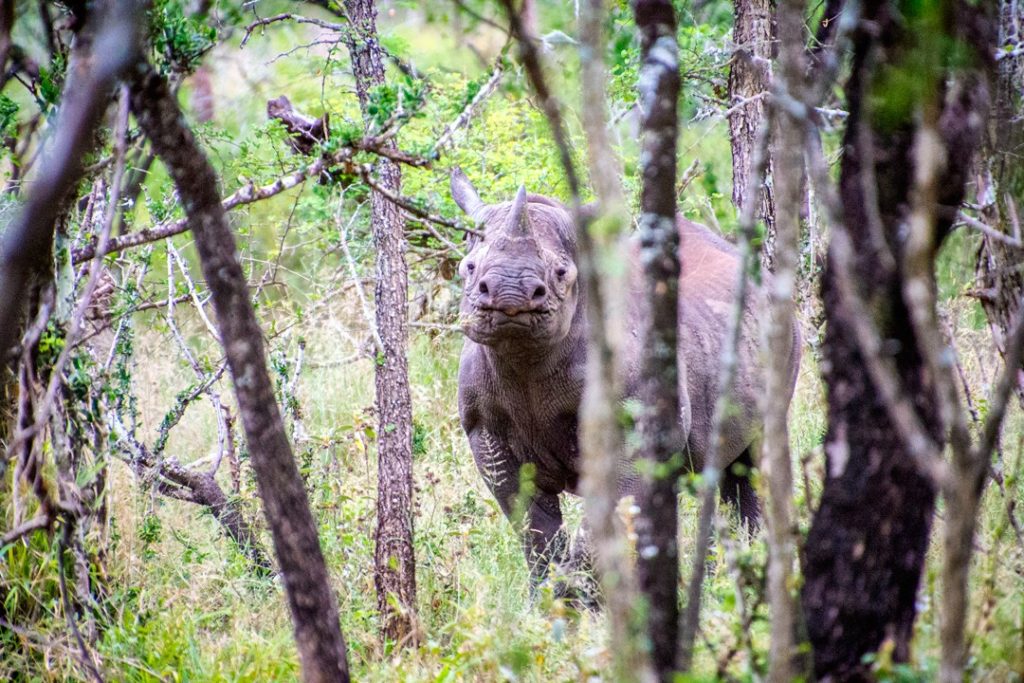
1,1,1022,681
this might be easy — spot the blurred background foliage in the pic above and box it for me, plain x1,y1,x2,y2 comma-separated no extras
0,1,1013,681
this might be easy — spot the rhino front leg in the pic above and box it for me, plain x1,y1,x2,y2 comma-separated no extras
467,428,571,591
524,493,570,592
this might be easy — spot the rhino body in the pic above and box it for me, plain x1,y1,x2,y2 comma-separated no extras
451,170,800,591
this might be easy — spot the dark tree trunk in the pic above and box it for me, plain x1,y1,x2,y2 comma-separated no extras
129,63,350,683
342,0,418,645
0,3,137,363
729,0,776,269
632,1,683,680
975,0,1024,403
801,2,992,679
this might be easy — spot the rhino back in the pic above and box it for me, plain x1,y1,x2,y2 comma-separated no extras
619,217,774,480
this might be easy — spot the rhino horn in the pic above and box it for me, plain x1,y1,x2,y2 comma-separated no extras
508,185,533,237
450,167,485,219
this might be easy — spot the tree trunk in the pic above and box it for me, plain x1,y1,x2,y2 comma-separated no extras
342,0,418,645
763,0,804,679
129,63,350,683
729,0,776,269
632,1,684,680
0,3,138,363
975,0,1024,403
800,2,991,678
578,1,648,679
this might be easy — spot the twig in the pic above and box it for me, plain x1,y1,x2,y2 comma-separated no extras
1,514,51,545
72,154,341,263
802,122,950,488
151,363,228,457
223,405,240,493
432,53,506,157
958,211,1024,249
7,86,132,460
168,243,221,342
58,523,105,683
680,106,773,672
677,158,701,198
241,12,344,47
975,307,1024,465
451,0,511,35
336,204,384,356
356,163,479,238
0,2,142,359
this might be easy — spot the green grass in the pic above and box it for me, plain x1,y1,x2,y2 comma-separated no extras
3,7,1023,681
2,299,1013,682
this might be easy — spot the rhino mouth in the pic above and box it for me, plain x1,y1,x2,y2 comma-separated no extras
463,308,551,342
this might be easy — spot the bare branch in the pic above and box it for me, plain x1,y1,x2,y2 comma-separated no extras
72,155,344,263
681,106,772,673
1,514,51,545
976,308,1024,465
577,0,645,678
432,54,506,157
958,211,1024,249
356,163,478,239
241,12,344,47
806,138,950,489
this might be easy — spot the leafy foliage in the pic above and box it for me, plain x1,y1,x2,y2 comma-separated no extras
0,2,1020,682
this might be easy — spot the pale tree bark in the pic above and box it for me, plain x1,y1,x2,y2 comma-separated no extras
729,0,776,269
631,1,684,680
800,1,992,678
578,1,649,680
129,63,350,683
680,93,771,679
763,0,804,680
341,0,418,645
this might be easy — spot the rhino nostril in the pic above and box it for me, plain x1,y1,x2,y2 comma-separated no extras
532,284,547,300
479,281,489,295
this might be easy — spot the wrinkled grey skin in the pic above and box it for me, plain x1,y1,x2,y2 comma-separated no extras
451,168,800,598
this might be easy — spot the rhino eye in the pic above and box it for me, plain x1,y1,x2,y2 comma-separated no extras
466,262,476,274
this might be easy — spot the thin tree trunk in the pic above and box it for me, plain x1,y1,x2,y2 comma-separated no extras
128,63,350,683
631,2,684,680
578,1,648,679
342,0,418,645
934,9,1003,680
763,0,804,679
975,0,1024,404
939,308,1024,682
729,0,776,269
800,2,991,678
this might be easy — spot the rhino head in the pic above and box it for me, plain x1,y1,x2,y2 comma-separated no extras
450,168,580,352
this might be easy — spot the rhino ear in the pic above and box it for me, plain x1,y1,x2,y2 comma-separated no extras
508,184,533,236
450,167,485,218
